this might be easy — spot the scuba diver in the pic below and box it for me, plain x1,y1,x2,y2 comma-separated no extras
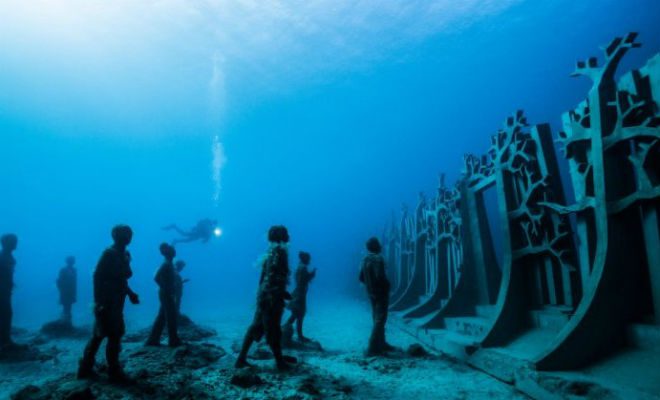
57,256,77,324
235,225,297,371
162,218,219,245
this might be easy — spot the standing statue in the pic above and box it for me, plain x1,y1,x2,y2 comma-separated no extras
359,237,395,356
162,218,219,245
174,260,190,323
57,256,77,324
146,243,183,347
77,225,140,383
0,234,18,349
235,225,297,371
283,251,316,342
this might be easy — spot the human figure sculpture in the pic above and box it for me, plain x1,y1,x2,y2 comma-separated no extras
146,243,183,347
57,256,77,324
283,251,316,342
235,225,297,371
359,237,395,356
0,234,18,349
77,225,140,383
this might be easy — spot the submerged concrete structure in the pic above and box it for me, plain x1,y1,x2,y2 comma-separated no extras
383,33,660,399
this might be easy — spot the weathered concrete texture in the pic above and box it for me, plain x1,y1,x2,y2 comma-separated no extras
394,315,659,400
382,32,659,398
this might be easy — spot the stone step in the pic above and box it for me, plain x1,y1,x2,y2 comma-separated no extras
626,323,660,351
529,306,572,332
475,304,495,318
396,294,433,317
406,311,441,329
417,293,432,304
424,329,480,361
444,316,490,337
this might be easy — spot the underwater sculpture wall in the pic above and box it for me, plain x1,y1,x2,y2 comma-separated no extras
382,32,660,379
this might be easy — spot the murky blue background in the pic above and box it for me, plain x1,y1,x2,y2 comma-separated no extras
0,0,658,327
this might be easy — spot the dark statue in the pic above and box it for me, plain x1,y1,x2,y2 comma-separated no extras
235,225,297,371
359,237,395,356
146,243,183,347
77,224,140,383
0,233,18,349
57,256,77,324
283,251,316,343
174,259,190,322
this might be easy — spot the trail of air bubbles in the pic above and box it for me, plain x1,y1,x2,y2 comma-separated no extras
209,52,226,207
212,134,227,205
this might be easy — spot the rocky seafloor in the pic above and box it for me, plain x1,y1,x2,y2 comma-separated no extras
1,302,526,400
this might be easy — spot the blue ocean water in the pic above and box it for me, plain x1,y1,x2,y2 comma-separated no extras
0,0,658,329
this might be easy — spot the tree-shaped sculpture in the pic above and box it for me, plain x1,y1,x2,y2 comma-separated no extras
534,32,660,370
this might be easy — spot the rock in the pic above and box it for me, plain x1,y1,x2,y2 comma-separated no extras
124,320,216,344
11,327,28,336
126,342,226,373
230,369,264,388
170,343,226,369
39,319,91,339
298,377,320,395
537,375,613,399
12,342,227,400
284,338,323,352
63,386,95,400
178,314,195,327
331,378,353,394
406,344,429,358
12,382,94,400
230,341,274,360
10,385,42,400
0,343,53,363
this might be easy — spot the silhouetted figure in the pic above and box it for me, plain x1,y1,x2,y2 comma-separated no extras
162,218,218,245
0,234,18,349
235,225,297,371
283,251,316,342
359,237,395,356
57,256,77,324
174,260,190,321
146,243,183,347
78,225,140,383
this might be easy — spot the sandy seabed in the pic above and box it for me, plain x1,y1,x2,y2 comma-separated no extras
0,299,525,400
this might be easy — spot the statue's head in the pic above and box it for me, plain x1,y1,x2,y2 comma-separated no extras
268,225,289,244
159,243,176,260
366,237,381,254
111,224,133,247
1,234,17,252
65,255,76,266
299,251,311,265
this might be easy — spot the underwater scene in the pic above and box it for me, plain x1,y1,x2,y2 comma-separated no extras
1,1,659,399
